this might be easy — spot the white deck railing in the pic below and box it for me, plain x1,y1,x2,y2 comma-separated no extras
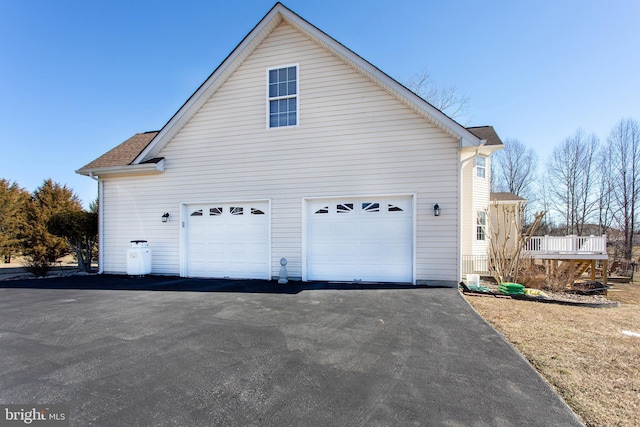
524,235,607,255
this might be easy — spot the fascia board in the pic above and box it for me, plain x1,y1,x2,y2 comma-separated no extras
461,142,503,155
492,200,525,205
76,159,165,177
478,144,504,156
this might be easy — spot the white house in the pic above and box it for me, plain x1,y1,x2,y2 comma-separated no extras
77,3,503,286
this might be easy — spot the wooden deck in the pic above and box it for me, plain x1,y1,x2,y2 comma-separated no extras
525,235,609,284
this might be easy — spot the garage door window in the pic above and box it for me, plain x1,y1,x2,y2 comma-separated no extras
362,202,380,212
337,203,353,214
313,201,406,215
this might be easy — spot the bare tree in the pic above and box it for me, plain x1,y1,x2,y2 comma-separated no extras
487,202,545,284
491,138,538,199
607,118,640,259
597,143,617,236
405,68,470,123
545,129,600,235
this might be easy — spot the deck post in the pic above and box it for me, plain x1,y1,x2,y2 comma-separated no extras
602,259,608,285
569,259,576,286
590,260,596,281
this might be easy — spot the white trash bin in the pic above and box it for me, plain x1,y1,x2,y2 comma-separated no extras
127,240,152,275
466,274,480,287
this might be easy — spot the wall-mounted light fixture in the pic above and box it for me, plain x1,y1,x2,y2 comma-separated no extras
433,204,441,217
161,212,170,223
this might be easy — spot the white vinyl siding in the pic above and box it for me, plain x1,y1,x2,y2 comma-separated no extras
460,153,491,259
99,22,460,282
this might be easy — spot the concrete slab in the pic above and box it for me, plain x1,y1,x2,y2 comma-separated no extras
0,275,583,426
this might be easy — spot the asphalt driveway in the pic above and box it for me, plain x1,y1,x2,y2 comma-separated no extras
0,275,582,426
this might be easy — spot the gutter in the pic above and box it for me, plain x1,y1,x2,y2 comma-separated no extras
76,159,165,177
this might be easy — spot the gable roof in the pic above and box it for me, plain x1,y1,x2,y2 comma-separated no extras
129,2,484,164
466,126,503,147
76,131,162,176
77,3,493,176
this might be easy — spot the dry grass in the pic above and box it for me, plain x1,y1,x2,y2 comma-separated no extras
465,281,640,427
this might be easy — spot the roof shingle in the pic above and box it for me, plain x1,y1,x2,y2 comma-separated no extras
77,131,159,172
466,126,503,146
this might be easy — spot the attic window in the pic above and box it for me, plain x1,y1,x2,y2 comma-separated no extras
476,156,487,178
268,65,298,128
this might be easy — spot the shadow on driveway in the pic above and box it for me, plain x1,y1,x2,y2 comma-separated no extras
0,274,446,294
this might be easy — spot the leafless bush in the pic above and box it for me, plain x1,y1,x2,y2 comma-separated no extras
518,262,571,292
518,263,547,290
544,269,573,293
21,255,51,277
487,203,545,284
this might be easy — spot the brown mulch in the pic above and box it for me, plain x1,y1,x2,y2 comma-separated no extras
462,279,618,307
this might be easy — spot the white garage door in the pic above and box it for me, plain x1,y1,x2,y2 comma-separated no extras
306,196,413,283
186,202,269,279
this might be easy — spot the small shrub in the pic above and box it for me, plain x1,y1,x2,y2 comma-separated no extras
517,262,546,289
519,273,547,290
22,255,51,277
518,262,571,292
544,269,572,293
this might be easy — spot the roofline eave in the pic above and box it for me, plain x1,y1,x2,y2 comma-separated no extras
76,159,165,178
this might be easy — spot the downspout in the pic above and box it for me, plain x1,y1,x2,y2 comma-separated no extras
89,172,104,274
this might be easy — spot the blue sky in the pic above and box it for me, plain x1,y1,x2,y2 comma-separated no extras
1,0,638,207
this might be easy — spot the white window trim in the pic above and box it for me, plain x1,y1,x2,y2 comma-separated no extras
475,156,487,179
266,63,299,129
476,210,487,241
